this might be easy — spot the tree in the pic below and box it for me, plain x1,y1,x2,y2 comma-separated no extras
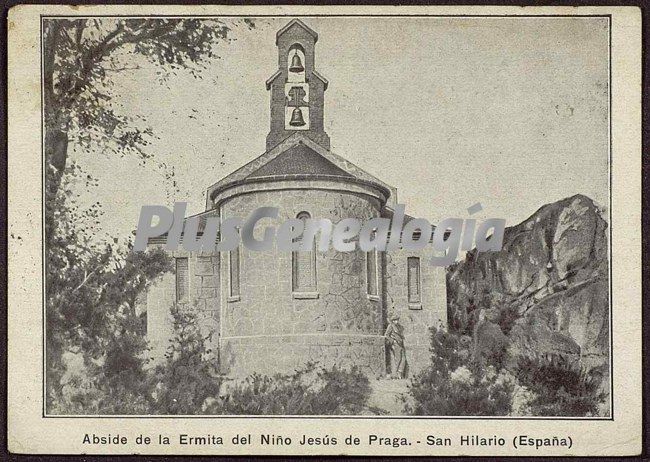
43,17,254,196
44,17,254,412
153,303,221,415
45,166,173,411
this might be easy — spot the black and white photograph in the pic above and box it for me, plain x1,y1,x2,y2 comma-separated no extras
6,4,643,457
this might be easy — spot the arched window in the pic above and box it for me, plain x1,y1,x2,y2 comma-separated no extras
292,211,317,294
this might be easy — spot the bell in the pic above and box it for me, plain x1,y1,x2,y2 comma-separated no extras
289,107,306,126
289,53,304,73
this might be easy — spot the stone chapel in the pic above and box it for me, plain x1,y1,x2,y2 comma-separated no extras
144,19,447,377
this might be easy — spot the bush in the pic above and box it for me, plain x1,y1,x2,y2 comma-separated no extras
514,354,605,416
405,327,514,416
497,304,521,336
152,304,222,414
51,338,155,415
151,305,372,415
206,362,372,415
404,328,604,417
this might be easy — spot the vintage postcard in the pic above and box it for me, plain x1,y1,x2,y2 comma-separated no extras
7,4,642,456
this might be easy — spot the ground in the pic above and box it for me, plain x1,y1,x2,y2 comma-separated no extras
367,378,410,415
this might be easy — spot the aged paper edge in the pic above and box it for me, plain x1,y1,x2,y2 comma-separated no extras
7,4,642,456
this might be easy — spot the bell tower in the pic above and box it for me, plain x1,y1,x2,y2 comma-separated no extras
266,19,330,151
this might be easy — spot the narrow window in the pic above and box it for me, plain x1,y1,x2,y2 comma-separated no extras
407,256,421,304
229,245,240,298
175,257,189,303
292,211,317,293
366,250,378,297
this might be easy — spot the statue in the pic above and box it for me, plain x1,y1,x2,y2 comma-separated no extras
384,312,407,379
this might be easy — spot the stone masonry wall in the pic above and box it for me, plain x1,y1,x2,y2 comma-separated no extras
145,248,220,364
384,246,448,375
218,184,386,377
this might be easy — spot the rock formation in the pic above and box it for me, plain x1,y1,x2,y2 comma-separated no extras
447,195,609,389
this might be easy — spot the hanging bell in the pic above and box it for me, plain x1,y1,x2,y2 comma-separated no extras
289,52,305,73
289,107,306,126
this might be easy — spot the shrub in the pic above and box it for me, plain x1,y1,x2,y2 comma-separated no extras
497,304,521,336
405,327,514,416
514,354,605,416
207,362,372,415
152,304,221,414
151,304,372,415
51,339,155,415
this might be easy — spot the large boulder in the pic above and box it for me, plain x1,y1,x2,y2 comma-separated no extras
447,195,609,385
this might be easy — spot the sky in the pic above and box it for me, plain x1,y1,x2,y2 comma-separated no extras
68,16,610,242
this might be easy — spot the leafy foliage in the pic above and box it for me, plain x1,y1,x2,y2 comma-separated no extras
46,162,172,413
152,304,222,415
50,277,373,416
151,307,372,416
44,16,252,413
496,304,521,336
514,354,605,416
405,327,514,416
405,327,605,417
208,363,372,415
43,18,254,181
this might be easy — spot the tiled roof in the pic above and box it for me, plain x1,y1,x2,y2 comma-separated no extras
206,133,395,206
246,144,354,179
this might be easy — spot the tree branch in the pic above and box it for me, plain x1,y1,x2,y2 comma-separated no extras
71,267,98,294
